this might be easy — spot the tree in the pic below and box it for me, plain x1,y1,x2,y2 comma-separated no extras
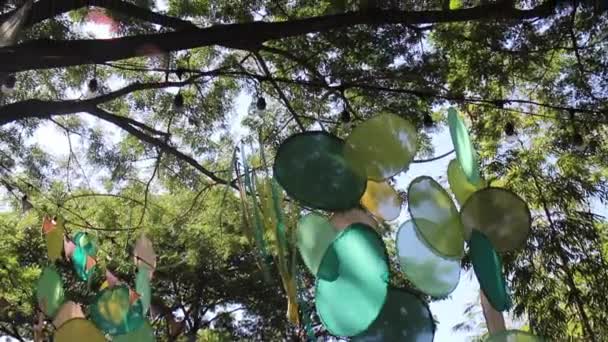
0,0,607,340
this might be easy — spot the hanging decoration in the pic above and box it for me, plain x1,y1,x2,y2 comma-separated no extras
43,216,64,263
53,318,106,342
273,131,366,210
34,217,158,341
460,187,531,252
343,112,418,181
447,158,486,208
352,287,435,342
396,220,460,298
469,230,511,311
315,223,389,337
296,213,337,275
408,176,465,259
448,107,482,185
360,180,402,222
268,107,539,339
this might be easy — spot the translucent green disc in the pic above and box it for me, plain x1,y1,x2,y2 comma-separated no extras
353,287,435,342
136,265,152,315
71,246,95,281
447,159,486,207
407,176,465,259
54,318,106,342
448,108,481,185
344,113,418,181
296,213,338,275
274,131,366,210
461,187,531,252
46,218,64,262
396,220,460,298
470,230,510,312
315,223,389,337
73,232,98,257
360,180,402,221
89,285,144,335
485,330,544,342
114,320,155,342
36,267,65,317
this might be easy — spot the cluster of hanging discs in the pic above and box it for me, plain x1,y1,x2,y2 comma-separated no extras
274,109,542,341
36,216,156,341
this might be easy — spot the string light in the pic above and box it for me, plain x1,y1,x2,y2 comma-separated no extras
423,113,434,128
256,96,267,111
504,122,515,136
173,92,184,109
4,74,16,89
1,74,16,94
87,78,99,93
340,109,351,123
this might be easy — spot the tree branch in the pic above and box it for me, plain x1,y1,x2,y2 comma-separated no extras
88,107,236,190
0,2,561,72
0,77,202,126
253,52,305,131
0,0,197,31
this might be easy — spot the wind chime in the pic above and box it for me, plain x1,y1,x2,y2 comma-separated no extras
263,109,543,341
36,217,157,341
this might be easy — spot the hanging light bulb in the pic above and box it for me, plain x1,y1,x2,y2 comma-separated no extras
504,122,515,136
173,92,184,109
87,78,99,93
1,74,16,94
4,74,16,89
175,67,186,80
572,132,585,151
423,113,434,128
256,96,266,111
85,78,100,98
340,109,351,123
21,195,32,213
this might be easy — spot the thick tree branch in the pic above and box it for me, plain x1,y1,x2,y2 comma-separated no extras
0,2,560,72
0,0,197,31
0,77,202,126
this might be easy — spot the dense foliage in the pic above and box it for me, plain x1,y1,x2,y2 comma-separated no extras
0,0,607,340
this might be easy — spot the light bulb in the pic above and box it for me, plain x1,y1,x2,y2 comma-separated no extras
340,109,351,123
256,96,266,111
173,93,184,109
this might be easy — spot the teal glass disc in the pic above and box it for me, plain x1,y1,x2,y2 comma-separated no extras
296,213,338,275
136,265,152,315
353,287,435,342
273,132,366,210
36,266,65,317
89,285,145,335
470,230,511,311
315,223,389,337
448,108,481,185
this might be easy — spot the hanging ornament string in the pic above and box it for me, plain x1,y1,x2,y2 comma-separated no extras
241,142,272,281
